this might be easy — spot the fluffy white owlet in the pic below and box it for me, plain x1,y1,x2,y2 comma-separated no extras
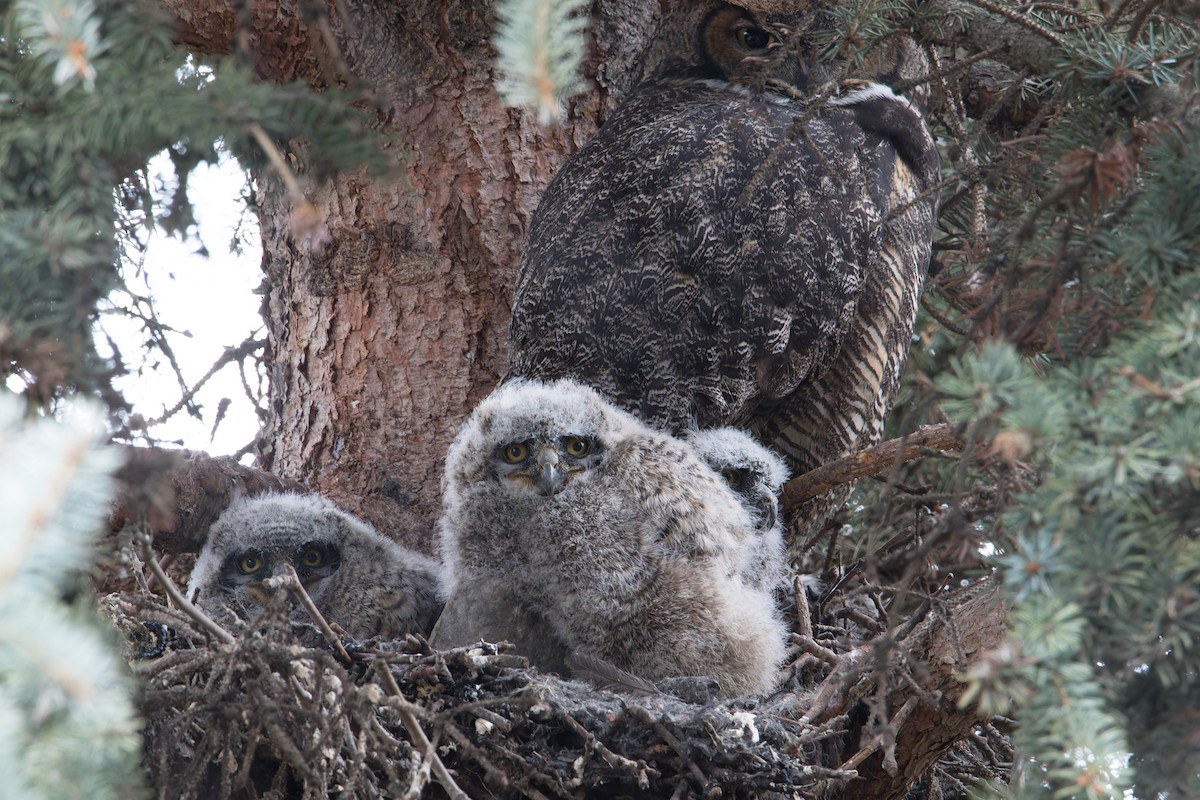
686,427,789,592
188,492,442,641
508,2,940,538
433,378,787,697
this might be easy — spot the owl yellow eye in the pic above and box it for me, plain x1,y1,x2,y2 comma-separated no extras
503,443,528,463
564,437,591,457
735,26,776,51
300,546,325,568
721,468,739,487
238,553,264,574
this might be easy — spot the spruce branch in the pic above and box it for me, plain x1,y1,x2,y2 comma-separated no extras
13,0,107,88
911,0,1067,72
960,0,1066,47
0,393,144,799
493,0,589,125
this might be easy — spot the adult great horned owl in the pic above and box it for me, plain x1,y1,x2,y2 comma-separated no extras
509,2,940,521
435,378,786,697
188,493,442,641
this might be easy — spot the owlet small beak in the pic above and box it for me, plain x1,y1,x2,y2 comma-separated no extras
755,486,779,533
534,446,566,496
246,582,274,606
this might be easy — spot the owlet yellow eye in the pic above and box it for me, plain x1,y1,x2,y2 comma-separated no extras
564,437,591,457
503,443,528,463
300,547,325,568
735,26,776,51
238,554,264,574
721,468,739,487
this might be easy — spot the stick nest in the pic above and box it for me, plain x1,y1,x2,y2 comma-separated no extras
105,585,855,800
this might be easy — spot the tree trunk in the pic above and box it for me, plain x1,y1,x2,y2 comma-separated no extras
164,0,656,551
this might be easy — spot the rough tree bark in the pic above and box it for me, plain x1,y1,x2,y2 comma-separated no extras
162,0,656,551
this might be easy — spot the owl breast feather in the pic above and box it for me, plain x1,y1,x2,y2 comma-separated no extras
510,77,883,436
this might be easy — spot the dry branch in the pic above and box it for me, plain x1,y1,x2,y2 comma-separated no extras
136,530,234,645
110,448,305,554
781,423,963,510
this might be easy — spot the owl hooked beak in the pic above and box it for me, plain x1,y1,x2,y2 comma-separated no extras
534,446,566,496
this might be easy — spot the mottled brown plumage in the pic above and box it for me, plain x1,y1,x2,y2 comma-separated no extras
188,493,442,641
508,2,939,535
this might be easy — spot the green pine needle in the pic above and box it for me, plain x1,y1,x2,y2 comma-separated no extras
0,392,144,800
493,0,589,126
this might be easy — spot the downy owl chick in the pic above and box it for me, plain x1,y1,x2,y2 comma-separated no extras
435,378,786,697
687,427,789,591
188,492,442,641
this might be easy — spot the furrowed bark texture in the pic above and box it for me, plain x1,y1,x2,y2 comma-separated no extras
161,0,656,551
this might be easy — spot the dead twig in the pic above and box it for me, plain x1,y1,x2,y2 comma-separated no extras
375,661,472,800
792,634,841,669
270,564,352,666
800,645,872,724
793,574,814,639
149,336,266,426
563,712,655,789
438,721,512,791
838,697,918,771
137,531,234,645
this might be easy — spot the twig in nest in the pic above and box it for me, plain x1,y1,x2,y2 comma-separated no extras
438,721,511,791
791,634,841,669
471,706,514,733
137,530,234,645
781,424,963,511
270,564,352,666
562,712,655,789
262,566,350,666
793,574,814,639
144,552,174,591
263,716,316,782
374,661,472,800
838,697,917,771
800,645,871,724
626,705,705,788
404,725,435,800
